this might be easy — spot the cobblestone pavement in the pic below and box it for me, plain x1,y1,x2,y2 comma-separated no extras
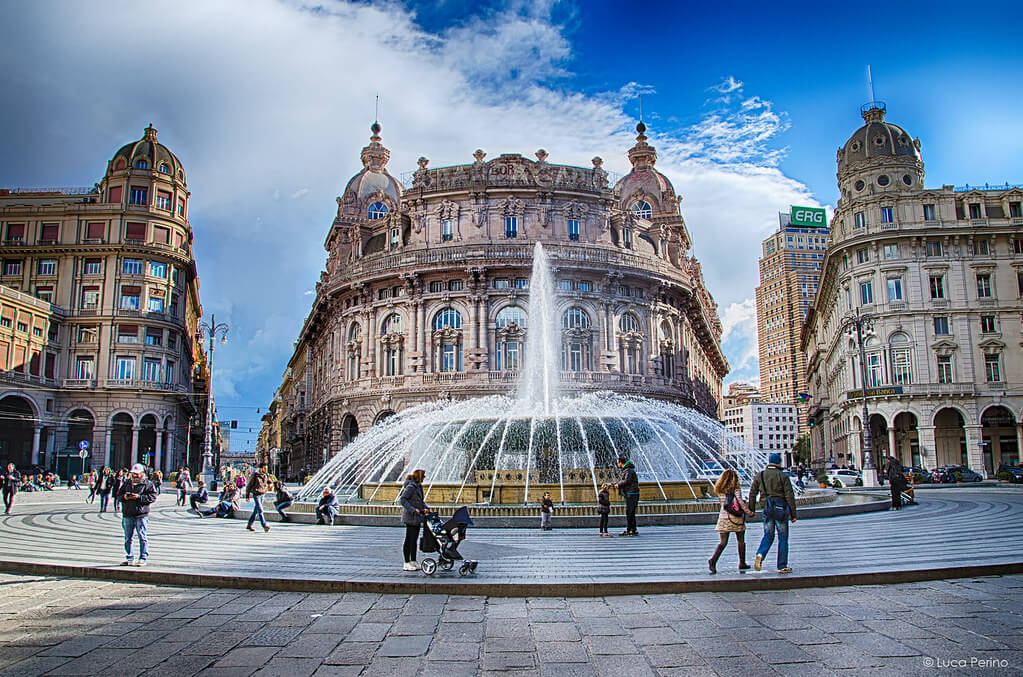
1,489,1022,590
0,572,1020,676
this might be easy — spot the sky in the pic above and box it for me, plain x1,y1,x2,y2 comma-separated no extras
1,0,1021,452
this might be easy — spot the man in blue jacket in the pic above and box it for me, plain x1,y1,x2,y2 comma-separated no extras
117,464,158,566
189,479,209,512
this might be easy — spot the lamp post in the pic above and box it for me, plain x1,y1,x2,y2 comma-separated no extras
198,314,229,488
842,307,879,487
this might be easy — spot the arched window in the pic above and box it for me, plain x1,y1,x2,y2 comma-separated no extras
158,163,171,174
381,314,402,334
889,332,912,385
562,307,590,329
619,314,640,333
348,324,361,342
367,202,389,220
864,336,884,387
496,306,527,329
433,308,462,330
630,200,652,219
134,159,149,170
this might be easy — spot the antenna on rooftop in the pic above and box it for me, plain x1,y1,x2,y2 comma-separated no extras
638,94,643,123
867,65,875,102
374,93,379,123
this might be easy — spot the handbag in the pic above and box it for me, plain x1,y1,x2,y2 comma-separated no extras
723,492,744,517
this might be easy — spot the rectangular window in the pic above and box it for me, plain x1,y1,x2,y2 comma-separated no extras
933,316,950,336
887,278,903,302
16,321,27,333
5,223,25,241
973,240,989,256
119,287,141,310
44,352,55,380
1014,239,1023,254
929,275,945,299
390,227,400,249
143,358,161,382
86,222,104,240
891,348,912,385
125,222,146,241
40,223,59,242
153,226,170,245
505,217,517,238
429,281,444,292
494,279,510,290
81,287,100,309
165,360,175,383
36,259,56,275
980,315,996,333
117,326,138,343
35,286,53,303
937,355,953,384
856,248,869,263
926,241,942,257
3,260,22,276
145,329,163,346
866,352,883,387
577,280,591,292
177,198,185,216
84,258,102,275
985,355,1001,382
78,326,98,344
923,204,936,221
968,203,982,219
514,278,529,289
1018,270,1023,296
854,212,866,228
115,357,136,380
881,207,894,223
558,280,572,291
448,280,463,292
859,281,873,305
169,295,179,317
74,357,94,380
568,219,579,241
622,227,633,249
441,344,458,372
1010,202,1022,218
619,285,631,297
976,274,992,298
441,220,453,242
149,261,167,278
883,243,899,260
122,258,143,275
167,332,176,350
155,191,171,210
129,187,148,206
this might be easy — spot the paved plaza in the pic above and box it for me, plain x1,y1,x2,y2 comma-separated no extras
0,571,1021,676
1,488,1022,593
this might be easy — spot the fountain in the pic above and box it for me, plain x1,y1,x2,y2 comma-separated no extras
298,243,769,508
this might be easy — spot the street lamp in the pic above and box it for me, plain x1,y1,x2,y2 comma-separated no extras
198,314,229,488
842,307,879,487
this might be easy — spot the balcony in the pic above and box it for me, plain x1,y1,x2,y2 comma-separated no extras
63,378,95,389
104,378,186,392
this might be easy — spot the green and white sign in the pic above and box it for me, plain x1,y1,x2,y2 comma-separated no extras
790,205,827,228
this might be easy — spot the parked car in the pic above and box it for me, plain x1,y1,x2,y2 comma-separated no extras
934,465,983,483
826,469,862,488
904,466,932,484
996,464,1023,484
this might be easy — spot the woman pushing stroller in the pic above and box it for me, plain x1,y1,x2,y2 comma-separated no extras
399,468,429,571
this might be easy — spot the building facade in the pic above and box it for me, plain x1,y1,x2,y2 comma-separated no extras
268,122,730,479
756,211,829,433
802,103,1023,476
721,383,798,464
0,125,209,475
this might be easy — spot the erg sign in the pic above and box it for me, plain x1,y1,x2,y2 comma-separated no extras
790,205,827,228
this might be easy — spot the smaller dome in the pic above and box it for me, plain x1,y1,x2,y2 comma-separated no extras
614,122,675,210
838,103,920,174
109,124,185,182
342,122,402,204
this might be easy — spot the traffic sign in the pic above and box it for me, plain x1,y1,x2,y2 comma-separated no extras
79,440,89,451
78,449,88,459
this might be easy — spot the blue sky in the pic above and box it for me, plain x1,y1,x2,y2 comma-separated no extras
1,0,1020,451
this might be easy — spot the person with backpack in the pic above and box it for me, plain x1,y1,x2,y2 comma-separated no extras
708,468,753,573
615,455,640,536
748,453,798,574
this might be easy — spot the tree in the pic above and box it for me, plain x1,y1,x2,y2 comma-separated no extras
791,433,811,466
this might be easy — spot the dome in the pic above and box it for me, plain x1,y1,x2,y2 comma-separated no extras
109,124,185,182
614,122,676,209
837,103,920,175
342,122,403,205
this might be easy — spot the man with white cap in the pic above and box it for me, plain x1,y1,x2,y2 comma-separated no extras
116,463,158,566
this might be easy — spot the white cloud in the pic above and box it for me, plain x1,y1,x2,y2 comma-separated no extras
0,0,824,410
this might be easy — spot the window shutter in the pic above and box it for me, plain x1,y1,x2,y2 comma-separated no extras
108,186,122,203
87,222,105,239
44,353,55,379
7,224,25,239
40,224,59,241
153,226,170,244
125,222,146,240
121,285,141,295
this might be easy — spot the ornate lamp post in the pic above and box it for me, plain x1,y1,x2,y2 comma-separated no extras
198,314,229,487
842,307,879,487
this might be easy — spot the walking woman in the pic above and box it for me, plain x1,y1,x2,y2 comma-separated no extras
96,467,115,513
176,467,192,507
708,468,754,574
398,469,429,571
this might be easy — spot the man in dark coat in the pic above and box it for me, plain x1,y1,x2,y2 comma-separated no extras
116,464,158,566
749,453,798,573
2,463,21,515
615,456,640,536
886,456,907,510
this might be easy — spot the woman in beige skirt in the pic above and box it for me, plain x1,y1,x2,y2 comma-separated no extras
708,468,754,573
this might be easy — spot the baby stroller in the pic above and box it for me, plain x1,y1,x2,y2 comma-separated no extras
419,506,479,577
900,473,918,506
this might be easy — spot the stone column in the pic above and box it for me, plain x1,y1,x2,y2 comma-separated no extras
46,430,56,467
916,425,936,469
469,296,479,351
131,427,140,466
1016,423,1023,462
964,424,986,478
154,429,163,474
888,427,898,464
164,428,175,475
104,429,112,468
366,309,377,378
31,425,42,466
479,297,490,358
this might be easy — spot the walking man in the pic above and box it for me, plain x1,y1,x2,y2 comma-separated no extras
2,463,21,515
117,464,157,566
244,463,272,533
615,455,640,536
748,453,798,574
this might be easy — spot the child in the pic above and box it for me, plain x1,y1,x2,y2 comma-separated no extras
540,492,554,531
597,484,611,537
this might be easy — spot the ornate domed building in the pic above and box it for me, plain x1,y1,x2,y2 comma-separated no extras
802,103,1023,477
265,123,729,478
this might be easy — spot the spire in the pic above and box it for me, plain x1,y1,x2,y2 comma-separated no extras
627,120,657,170
360,121,390,171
